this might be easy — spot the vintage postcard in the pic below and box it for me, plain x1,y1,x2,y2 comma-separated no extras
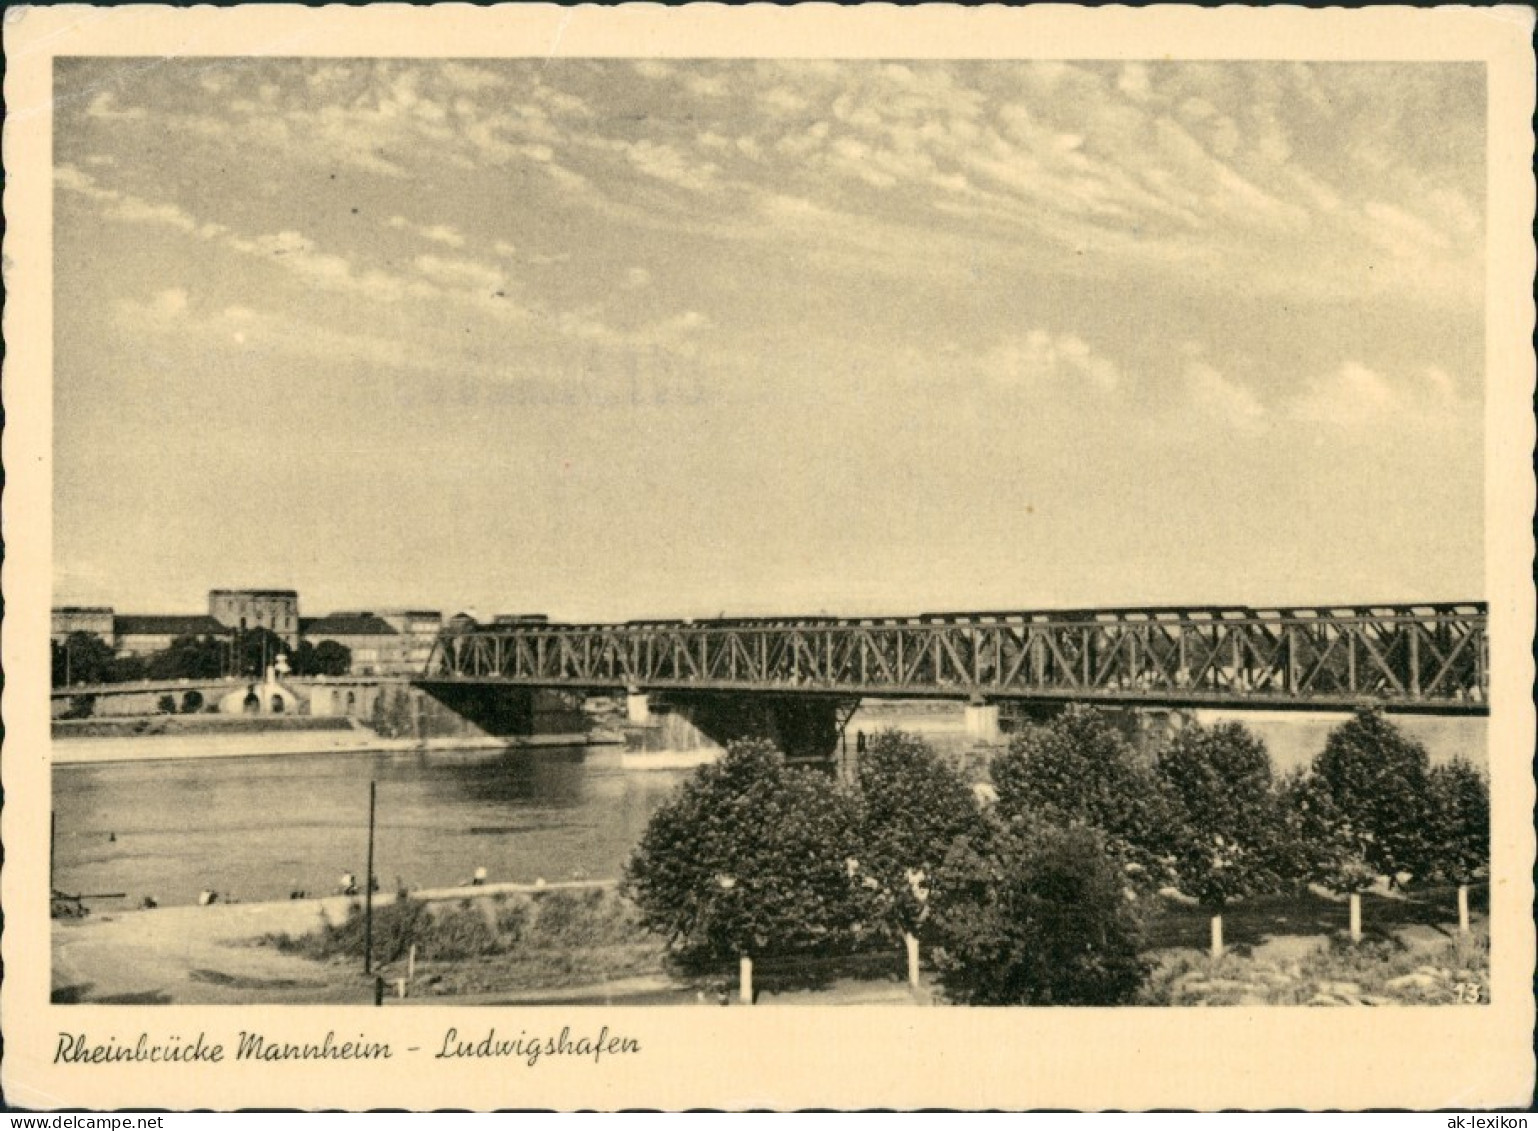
3,3,1534,1112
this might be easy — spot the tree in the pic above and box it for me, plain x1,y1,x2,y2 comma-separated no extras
1156,721,1284,954
624,740,879,971
990,705,1180,889
854,730,977,934
292,639,351,677
1309,708,1434,884
230,627,293,678
1424,758,1489,885
156,694,178,715
146,634,229,681
51,632,117,687
925,813,1147,1006
180,690,205,714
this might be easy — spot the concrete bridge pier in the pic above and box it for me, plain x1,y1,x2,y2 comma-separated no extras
963,697,1002,743
623,693,847,770
625,688,652,725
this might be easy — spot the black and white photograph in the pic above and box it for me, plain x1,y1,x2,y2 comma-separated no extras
5,3,1533,1112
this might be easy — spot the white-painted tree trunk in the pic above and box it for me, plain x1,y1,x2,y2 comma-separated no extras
904,932,921,989
739,955,754,1005
1458,884,1470,934
1210,913,1224,958
1349,893,1362,941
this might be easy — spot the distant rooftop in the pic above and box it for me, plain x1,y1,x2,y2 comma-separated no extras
210,588,299,598
115,614,229,636
302,613,399,636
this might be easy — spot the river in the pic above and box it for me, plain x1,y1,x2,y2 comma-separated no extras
52,708,1487,911
52,746,691,909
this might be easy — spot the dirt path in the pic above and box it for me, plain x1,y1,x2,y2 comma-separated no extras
52,897,374,1005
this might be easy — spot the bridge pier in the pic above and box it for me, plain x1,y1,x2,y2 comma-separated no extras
625,689,652,725
963,698,1002,743
624,693,846,770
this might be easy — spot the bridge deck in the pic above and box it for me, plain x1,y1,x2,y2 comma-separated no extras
423,604,1489,715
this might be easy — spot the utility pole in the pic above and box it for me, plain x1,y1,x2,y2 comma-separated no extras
364,780,377,975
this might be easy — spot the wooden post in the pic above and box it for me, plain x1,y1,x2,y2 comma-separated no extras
408,943,417,983
364,780,377,974
1210,914,1224,959
904,933,921,990
1458,884,1470,934
397,978,407,999
739,955,753,1005
1349,893,1362,942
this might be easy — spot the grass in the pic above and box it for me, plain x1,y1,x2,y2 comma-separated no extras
260,888,667,996
1138,928,1489,1006
1138,882,1488,952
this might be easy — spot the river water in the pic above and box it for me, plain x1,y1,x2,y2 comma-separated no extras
52,709,1487,911
52,746,691,909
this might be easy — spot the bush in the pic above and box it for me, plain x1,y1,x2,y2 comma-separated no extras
418,903,502,961
157,694,178,715
991,706,1180,889
854,730,978,937
624,740,880,966
925,814,1147,1006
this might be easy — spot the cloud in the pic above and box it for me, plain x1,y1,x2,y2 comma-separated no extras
617,140,720,193
413,253,507,294
387,215,467,248
1183,361,1266,435
105,196,199,233
979,330,1120,393
151,287,189,317
1289,361,1471,430
85,92,146,121
623,266,652,290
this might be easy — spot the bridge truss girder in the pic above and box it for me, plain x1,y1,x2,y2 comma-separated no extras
420,606,1488,715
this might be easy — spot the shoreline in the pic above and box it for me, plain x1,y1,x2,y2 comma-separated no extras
52,729,623,766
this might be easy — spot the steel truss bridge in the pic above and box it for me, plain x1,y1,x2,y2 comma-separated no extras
421,603,1489,715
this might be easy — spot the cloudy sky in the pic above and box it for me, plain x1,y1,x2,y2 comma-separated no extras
53,59,1484,620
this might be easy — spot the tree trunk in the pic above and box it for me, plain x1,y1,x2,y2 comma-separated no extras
904,932,921,989
1210,913,1224,959
1348,892,1362,941
1458,884,1470,934
739,954,753,1005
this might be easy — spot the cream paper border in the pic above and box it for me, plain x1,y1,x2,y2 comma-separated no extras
4,4,1534,1111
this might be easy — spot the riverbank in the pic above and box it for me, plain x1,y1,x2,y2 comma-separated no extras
52,883,1485,1008
52,729,622,765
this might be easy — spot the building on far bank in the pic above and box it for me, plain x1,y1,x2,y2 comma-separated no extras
300,611,405,676
51,606,115,644
209,588,299,647
376,609,443,673
113,614,231,657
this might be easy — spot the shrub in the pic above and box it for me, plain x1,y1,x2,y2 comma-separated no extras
624,739,879,966
157,694,178,715
990,705,1180,889
418,903,502,961
925,814,1147,1005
